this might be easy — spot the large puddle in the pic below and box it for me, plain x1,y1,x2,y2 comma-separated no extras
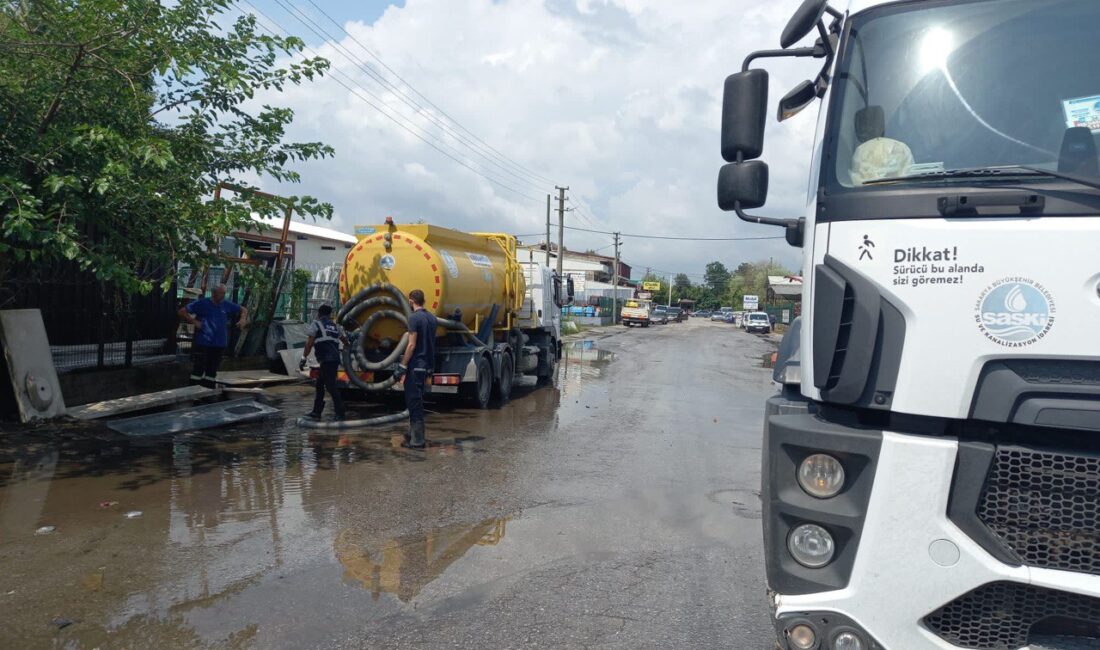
0,340,619,648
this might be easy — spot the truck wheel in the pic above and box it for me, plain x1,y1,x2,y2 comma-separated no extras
642,322,649,328
537,345,557,385
494,352,514,404
460,355,492,410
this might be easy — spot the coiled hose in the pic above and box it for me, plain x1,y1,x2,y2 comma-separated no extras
296,283,478,430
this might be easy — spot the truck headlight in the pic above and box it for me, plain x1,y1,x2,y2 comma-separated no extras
833,631,864,650
788,523,835,568
798,454,845,498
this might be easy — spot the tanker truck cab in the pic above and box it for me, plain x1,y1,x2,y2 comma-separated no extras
717,1,1100,648
339,223,565,410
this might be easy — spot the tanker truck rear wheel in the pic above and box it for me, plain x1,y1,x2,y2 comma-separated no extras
493,352,514,405
460,355,492,410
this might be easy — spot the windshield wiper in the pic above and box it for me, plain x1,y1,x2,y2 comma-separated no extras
863,165,1100,192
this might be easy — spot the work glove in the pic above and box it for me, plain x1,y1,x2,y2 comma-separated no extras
298,358,307,371
392,363,407,380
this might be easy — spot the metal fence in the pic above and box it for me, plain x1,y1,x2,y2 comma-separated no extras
1,266,180,374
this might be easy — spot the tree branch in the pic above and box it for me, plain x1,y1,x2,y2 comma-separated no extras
37,44,86,136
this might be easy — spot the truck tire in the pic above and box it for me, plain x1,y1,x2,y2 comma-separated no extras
460,355,492,410
537,344,557,385
642,321,649,328
494,352,514,404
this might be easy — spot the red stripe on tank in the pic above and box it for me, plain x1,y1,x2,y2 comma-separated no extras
415,244,423,251
431,264,438,272
434,275,440,284
431,302,438,309
434,288,441,297
423,253,431,260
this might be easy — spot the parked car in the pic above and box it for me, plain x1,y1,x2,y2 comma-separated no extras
695,310,712,318
667,306,686,322
650,308,669,324
745,311,772,334
710,311,728,322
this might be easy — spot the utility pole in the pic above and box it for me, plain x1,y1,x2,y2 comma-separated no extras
613,232,621,324
555,186,568,281
545,194,552,267
668,273,673,308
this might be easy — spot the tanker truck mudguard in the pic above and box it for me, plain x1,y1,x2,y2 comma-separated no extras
338,221,566,410
717,1,1100,648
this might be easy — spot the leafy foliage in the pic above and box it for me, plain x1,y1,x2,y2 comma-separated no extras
703,261,730,293
0,0,334,293
655,260,796,310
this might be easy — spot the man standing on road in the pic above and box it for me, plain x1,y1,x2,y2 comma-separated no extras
301,304,347,421
396,289,437,449
178,284,248,388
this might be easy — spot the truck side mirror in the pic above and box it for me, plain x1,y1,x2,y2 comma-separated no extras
566,276,575,304
721,69,769,162
781,0,829,48
778,80,817,122
717,161,769,211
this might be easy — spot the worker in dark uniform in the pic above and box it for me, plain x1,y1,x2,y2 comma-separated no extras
178,284,248,388
396,289,437,449
300,304,347,420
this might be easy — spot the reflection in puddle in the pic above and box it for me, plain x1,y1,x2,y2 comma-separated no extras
566,340,616,363
335,518,509,602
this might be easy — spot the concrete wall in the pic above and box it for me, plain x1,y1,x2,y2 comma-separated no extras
58,356,270,408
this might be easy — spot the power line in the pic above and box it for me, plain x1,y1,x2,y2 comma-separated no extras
304,0,556,187
236,1,545,204
562,224,786,242
275,0,550,194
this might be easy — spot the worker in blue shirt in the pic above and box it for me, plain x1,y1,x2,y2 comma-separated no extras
300,304,347,420
396,289,437,449
177,284,248,388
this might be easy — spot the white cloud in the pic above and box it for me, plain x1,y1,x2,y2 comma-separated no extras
253,0,821,278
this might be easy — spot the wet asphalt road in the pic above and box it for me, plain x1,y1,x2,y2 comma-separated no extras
0,318,779,649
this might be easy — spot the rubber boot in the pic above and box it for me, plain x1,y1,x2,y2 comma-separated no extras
404,420,426,449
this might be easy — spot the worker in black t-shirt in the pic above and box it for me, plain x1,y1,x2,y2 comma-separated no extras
301,304,347,421
397,289,437,449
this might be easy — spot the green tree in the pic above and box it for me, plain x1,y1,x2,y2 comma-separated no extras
703,261,730,293
673,273,692,293
0,0,333,294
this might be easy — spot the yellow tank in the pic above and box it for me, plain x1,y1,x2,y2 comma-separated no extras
339,222,525,347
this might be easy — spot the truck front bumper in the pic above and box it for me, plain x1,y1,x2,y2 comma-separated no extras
766,401,1100,650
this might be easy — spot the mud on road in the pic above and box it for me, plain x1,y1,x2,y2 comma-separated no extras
0,318,779,649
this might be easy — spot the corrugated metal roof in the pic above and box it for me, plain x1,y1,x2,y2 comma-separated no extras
248,215,357,244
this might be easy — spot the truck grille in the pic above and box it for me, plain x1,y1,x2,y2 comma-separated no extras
977,446,1100,576
924,582,1100,649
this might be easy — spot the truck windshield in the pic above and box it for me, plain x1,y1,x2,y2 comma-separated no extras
825,0,1100,191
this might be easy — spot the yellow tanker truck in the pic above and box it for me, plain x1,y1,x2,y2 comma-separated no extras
336,219,571,408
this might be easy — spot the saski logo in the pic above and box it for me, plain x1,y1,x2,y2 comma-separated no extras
975,279,1055,346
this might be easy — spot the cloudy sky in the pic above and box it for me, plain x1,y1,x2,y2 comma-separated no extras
243,0,818,280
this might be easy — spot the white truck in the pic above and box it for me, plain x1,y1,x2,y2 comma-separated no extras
717,1,1100,649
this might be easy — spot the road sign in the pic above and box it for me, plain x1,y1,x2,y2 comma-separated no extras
637,292,653,300
743,295,760,310
642,281,662,291
782,309,791,324
570,273,586,292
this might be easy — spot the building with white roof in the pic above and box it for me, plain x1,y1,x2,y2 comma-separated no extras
231,215,355,276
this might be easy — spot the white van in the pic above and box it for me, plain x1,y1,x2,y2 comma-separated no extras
744,311,771,334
